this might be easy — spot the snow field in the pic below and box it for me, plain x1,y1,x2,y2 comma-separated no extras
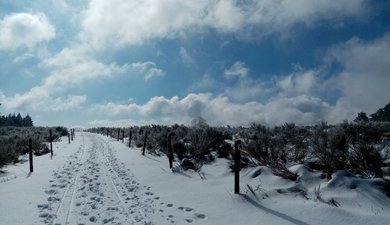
1,132,390,225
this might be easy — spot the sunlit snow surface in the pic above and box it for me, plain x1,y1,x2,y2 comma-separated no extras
1,132,389,225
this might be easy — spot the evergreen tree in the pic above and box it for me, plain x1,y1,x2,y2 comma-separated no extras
0,113,34,127
15,113,23,126
22,114,33,127
5,114,15,126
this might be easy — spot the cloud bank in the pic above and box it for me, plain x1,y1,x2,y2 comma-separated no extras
80,0,368,49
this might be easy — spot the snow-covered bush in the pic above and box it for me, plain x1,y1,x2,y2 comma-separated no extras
0,126,69,168
88,121,390,179
310,123,348,179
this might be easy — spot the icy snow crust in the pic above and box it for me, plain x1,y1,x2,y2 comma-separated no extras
1,132,389,225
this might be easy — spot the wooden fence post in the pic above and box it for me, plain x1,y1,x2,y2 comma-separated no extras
49,129,53,157
168,133,175,169
234,140,241,194
71,129,74,141
142,130,148,156
117,128,120,141
68,133,70,144
29,139,33,172
128,129,132,148
122,129,125,143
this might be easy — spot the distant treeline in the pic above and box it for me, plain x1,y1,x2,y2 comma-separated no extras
355,102,390,122
0,113,33,127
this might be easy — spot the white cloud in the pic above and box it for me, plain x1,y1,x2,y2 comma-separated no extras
327,34,390,120
188,73,220,94
79,0,368,49
249,0,367,34
278,69,317,95
51,95,87,111
1,56,129,112
130,62,165,80
93,93,334,126
265,95,331,125
224,61,249,79
205,0,245,32
80,0,205,48
2,89,86,112
0,12,55,50
223,77,272,101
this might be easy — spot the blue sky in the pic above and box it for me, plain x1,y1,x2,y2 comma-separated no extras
1,0,390,127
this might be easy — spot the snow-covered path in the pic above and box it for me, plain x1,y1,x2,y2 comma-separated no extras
1,132,208,225
36,133,155,225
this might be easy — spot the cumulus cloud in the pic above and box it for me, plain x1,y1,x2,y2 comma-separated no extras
327,34,390,121
249,0,367,34
1,56,129,112
2,90,86,112
277,69,318,95
93,93,334,126
79,0,368,49
130,62,165,80
223,77,273,101
0,12,55,50
185,32,390,125
51,95,87,111
224,61,249,79
205,0,245,32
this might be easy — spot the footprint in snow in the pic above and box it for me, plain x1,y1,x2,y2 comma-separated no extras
194,213,206,219
89,216,97,222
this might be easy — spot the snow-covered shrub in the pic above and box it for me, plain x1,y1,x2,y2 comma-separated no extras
277,123,310,163
0,140,19,167
349,141,382,177
310,122,348,179
244,124,297,180
0,126,68,168
186,127,223,162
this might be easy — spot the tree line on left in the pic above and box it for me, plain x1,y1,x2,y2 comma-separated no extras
0,113,33,127
0,111,69,168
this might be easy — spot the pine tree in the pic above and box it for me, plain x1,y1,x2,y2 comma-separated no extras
0,113,34,127
5,114,15,126
15,113,23,126
22,114,33,127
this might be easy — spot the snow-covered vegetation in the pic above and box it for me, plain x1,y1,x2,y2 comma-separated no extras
88,120,390,181
2,132,389,225
0,126,69,167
